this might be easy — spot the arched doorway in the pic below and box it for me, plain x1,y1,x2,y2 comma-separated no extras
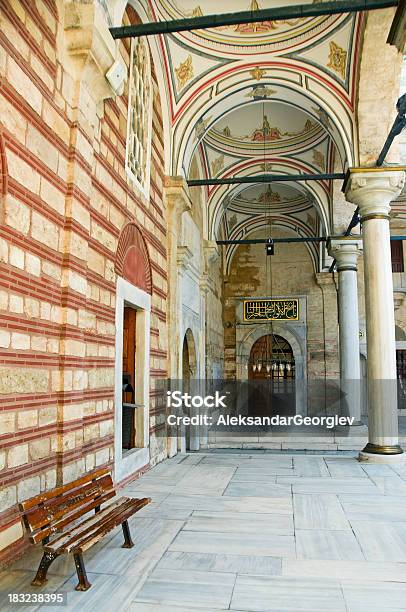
182,329,197,450
182,328,197,385
248,334,296,418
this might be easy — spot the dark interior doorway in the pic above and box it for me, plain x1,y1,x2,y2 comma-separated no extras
248,334,295,418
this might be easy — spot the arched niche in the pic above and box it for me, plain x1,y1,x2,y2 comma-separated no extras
182,328,197,380
115,222,152,293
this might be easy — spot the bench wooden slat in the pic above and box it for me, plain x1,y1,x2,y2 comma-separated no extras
73,498,150,554
19,468,110,512
30,490,116,544
45,497,134,552
46,497,149,554
25,475,114,533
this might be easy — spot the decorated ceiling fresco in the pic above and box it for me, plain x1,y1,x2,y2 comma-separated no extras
144,0,365,270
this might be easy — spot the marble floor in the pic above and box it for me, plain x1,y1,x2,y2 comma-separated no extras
2,450,406,611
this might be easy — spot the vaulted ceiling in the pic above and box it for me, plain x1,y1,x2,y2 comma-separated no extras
144,0,365,268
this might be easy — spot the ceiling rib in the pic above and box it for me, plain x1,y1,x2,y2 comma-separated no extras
109,0,398,39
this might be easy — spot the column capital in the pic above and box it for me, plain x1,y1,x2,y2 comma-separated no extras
164,176,192,218
327,237,363,272
203,240,220,268
345,169,405,221
177,246,193,271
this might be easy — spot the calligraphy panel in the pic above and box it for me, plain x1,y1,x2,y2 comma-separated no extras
243,299,299,322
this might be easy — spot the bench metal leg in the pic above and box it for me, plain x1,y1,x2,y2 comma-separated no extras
121,520,134,549
73,552,91,591
31,551,59,586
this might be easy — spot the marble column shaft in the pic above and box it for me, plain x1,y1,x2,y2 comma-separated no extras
345,170,405,459
328,238,363,425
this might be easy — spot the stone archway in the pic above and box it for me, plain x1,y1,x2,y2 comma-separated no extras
181,328,198,451
182,328,197,383
237,323,307,416
115,222,152,294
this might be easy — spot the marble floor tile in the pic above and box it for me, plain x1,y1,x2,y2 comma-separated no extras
282,559,406,582
173,465,235,495
161,493,293,514
295,528,365,560
169,530,296,558
360,464,399,478
125,482,176,494
230,575,346,611
184,511,293,535
351,521,406,562
44,572,145,612
342,580,406,612
133,568,235,609
325,459,368,478
340,496,406,523
201,456,292,469
127,605,224,612
369,475,406,496
84,518,185,576
223,481,292,498
278,477,377,495
157,550,282,575
293,494,350,530
233,467,293,479
134,505,193,520
292,457,330,477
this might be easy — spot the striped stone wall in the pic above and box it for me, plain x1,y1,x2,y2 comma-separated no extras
0,0,168,562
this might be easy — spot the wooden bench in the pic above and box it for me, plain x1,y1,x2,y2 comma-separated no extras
19,468,150,591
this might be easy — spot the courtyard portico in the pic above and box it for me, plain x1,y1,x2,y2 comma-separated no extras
1,1,406,597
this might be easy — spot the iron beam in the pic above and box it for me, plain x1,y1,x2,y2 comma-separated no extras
217,235,406,246
188,173,345,187
217,237,327,245
109,0,398,39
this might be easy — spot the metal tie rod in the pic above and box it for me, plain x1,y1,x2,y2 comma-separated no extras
217,237,327,245
109,0,398,38
188,173,345,187
217,235,406,246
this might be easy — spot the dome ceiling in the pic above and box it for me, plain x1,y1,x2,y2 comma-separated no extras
146,0,365,269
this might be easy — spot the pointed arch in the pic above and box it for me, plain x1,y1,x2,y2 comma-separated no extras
115,222,152,294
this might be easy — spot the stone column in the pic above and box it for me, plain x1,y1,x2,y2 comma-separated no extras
328,238,363,426
345,169,405,460
164,177,192,457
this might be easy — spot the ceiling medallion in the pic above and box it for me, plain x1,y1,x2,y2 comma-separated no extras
250,66,266,81
327,41,347,79
175,55,194,89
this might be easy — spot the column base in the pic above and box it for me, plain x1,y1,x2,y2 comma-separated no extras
358,443,405,463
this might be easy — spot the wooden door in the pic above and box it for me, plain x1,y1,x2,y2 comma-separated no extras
123,306,136,388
